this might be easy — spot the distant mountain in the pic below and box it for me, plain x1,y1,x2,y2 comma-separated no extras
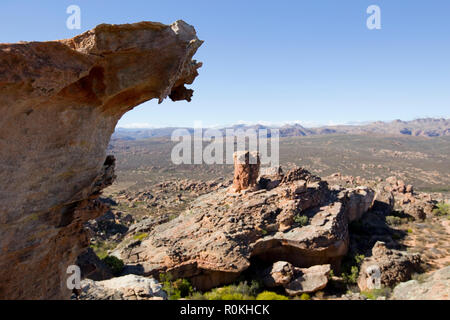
112,118,450,140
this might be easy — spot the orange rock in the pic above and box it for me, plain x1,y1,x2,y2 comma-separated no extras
0,20,202,299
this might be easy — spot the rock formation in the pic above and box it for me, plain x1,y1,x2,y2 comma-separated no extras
0,20,202,299
76,274,167,300
231,151,260,192
392,266,450,300
261,261,331,296
114,164,375,290
357,241,421,291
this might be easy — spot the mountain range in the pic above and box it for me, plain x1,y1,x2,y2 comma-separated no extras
112,118,450,140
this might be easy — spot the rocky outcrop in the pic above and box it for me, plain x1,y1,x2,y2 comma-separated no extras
374,176,435,220
231,151,261,192
114,166,374,290
392,266,450,300
262,261,295,288
76,275,167,300
284,264,331,296
262,261,330,296
357,241,422,291
0,20,202,299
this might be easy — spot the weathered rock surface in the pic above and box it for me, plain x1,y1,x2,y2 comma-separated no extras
373,177,435,220
392,266,450,300
262,261,294,288
326,174,436,220
358,241,421,291
284,264,331,296
0,20,202,299
114,166,374,290
76,274,167,300
262,261,331,296
231,151,261,192
261,261,331,295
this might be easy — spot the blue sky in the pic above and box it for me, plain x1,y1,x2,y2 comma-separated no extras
1,0,449,128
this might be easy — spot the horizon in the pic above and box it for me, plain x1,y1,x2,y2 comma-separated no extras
1,0,449,128
115,117,449,130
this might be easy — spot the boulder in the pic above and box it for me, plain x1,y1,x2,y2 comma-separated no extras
284,264,331,296
340,187,375,222
76,275,167,300
392,266,450,300
372,186,395,215
358,241,421,291
262,261,294,287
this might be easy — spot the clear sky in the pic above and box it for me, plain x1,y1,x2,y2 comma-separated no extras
1,0,449,128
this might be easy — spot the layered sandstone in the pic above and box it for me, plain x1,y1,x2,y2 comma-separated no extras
114,166,375,290
0,20,202,299
231,151,261,192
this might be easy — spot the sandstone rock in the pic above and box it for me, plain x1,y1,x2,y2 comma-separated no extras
372,186,395,215
0,20,202,299
258,166,283,190
284,264,331,296
339,187,375,222
76,275,167,300
231,151,260,192
392,266,450,300
381,177,434,220
262,261,294,288
358,241,421,291
116,166,373,290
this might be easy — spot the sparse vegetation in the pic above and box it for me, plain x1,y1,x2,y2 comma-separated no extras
102,255,124,276
160,273,194,300
294,214,309,226
297,293,310,300
256,291,289,300
360,288,392,300
90,240,116,259
133,232,149,241
341,253,365,286
386,215,402,226
433,202,450,216
203,281,261,300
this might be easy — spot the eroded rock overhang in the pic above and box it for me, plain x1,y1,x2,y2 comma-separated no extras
0,20,202,299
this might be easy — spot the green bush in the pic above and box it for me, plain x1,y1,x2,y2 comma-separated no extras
160,273,194,300
132,232,149,241
294,214,309,226
433,202,450,216
256,291,289,300
299,293,310,300
342,266,359,285
203,281,261,300
188,292,207,300
102,255,124,276
386,215,402,226
361,288,392,300
90,241,116,259
341,254,365,285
